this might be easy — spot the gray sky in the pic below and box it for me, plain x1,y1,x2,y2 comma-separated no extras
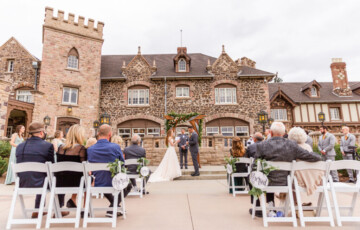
1,0,360,82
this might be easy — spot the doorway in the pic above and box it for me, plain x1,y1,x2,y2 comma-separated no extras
56,117,80,138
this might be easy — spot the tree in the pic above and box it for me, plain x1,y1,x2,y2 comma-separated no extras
272,75,283,83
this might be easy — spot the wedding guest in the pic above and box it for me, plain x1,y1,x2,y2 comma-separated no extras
85,137,97,149
16,122,54,218
56,125,87,209
52,130,64,162
229,137,246,194
111,135,124,157
87,124,131,217
264,129,271,140
178,128,189,169
124,134,149,193
340,126,356,183
5,125,25,185
318,126,339,182
305,130,313,149
246,135,254,147
288,127,324,196
245,132,263,158
254,122,321,206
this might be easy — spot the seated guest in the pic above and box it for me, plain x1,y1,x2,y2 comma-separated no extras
111,135,124,157
288,127,325,196
56,125,87,209
124,134,148,193
254,122,321,206
87,124,131,217
229,137,247,194
16,122,54,219
245,132,263,158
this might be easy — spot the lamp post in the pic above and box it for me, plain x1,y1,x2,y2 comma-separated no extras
257,110,268,133
100,112,110,125
93,120,100,136
268,118,274,127
43,115,51,130
318,112,325,127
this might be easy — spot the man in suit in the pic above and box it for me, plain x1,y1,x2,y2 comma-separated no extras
318,126,339,182
178,128,189,169
124,134,149,192
87,124,131,217
340,126,356,183
16,122,54,219
245,132,263,158
187,127,200,176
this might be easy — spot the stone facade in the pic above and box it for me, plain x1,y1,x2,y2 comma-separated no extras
0,80,11,137
32,7,104,135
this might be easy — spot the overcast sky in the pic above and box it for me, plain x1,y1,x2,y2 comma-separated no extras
1,0,359,82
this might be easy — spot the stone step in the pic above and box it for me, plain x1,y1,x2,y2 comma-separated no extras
175,174,227,180
181,170,226,175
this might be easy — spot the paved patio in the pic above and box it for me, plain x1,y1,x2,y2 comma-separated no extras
0,179,359,230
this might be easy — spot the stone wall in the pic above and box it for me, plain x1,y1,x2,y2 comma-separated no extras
270,97,294,131
0,80,11,137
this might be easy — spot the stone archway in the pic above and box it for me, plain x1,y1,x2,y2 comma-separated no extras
56,117,80,137
4,99,34,137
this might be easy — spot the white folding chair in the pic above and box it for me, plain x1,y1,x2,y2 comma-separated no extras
231,157,253,196
328,160,360,226
252,161,297,227
125,159,145,198
293,160,334,227
82,162,126,228
45,162,85,228
6,162,50,229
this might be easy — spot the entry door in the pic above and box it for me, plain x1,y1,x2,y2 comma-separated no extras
56,117,80,137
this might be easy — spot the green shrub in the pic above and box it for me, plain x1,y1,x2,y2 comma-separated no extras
0,141,11,158
0,156,8,177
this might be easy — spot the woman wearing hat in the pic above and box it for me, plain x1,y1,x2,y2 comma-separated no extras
5,125,25,185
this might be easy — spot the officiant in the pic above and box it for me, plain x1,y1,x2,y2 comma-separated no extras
178,128,189,169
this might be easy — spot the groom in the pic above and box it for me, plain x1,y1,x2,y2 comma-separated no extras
187,127,200,176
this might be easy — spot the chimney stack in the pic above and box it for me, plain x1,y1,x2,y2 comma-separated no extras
330,58,352,96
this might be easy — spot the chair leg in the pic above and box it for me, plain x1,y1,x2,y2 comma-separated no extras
252,196,256,219
45,181,56,229
121,190,126,219
287,178,297,227
83,178,92,228
75,180,84,228
329,179,341,227
348,192,358,217
232,175,236,197
294,177,305,227
323,178,335,227
140,178,143,198
19,194,27,218
37,179,48,229
316,192,324,217
112,193,118,228
6,185,18,230
260,193,268,227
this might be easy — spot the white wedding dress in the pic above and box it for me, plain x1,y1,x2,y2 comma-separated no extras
149,138,182,182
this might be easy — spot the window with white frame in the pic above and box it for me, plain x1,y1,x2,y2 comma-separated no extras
311,86,317,97
118,128,131,138
147,127,160,136
221,126,234,136
67,55,78,69
133,128,146,137
178,58,186,72
215,88,236,104
271,109,288,121
7,60,14,72
206,127,219,136
16,90,33,103
330,108,341,120
176,87,189,97
62,87,78,105
128,88,149,105
235,126,249,136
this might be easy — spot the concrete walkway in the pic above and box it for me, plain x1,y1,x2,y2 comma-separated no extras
0,179,359,230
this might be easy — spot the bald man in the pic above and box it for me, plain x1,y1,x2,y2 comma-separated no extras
340,126,356,183
245,132,263,158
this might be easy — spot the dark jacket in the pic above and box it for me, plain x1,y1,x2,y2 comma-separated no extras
189,132,199,153
178,134,189,150
245,141,262,158
124,144,146,174
16,136,54,188
254,136,321,186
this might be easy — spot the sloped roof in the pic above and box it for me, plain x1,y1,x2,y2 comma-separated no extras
269,82,360,103
237,66,275,77
0,37,40,61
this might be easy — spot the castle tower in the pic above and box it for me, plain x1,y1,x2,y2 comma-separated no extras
33,7,104,135
330,58,352,96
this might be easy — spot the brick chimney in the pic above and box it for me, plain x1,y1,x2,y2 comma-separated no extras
330,58,352,96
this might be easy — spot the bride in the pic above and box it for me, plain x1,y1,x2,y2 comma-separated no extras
149,129,182,182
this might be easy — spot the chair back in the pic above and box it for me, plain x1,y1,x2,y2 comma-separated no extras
329,160,360,171
266,161,293,171
292,161,328,171
48,161,85,174
12,162,48,176
235,157,253,164
125,159,141,166
83,162,109,173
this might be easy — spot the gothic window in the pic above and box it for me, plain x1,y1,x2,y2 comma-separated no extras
215,85,237,104
128,86,149,105
62,87,78,105
178,58,186,72
311,86,318,97
16,90,33,103
67,48,79,69
271,108,288,121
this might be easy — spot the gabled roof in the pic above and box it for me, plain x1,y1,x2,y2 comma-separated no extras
0,37,40,61
270,87,297,106
269,82,360,103
237,66,275,77
300,80,322,92
351,82,360,91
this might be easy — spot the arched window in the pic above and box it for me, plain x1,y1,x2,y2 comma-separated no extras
67,48,79,69
178,58,186,72
311,86,317,97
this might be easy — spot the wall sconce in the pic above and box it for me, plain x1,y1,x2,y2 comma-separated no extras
67,106,72,113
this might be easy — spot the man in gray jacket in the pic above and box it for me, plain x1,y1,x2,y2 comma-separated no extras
187,127,200,176
318,126,339,182
340,126,356,183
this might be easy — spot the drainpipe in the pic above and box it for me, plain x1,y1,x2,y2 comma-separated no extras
164,77,167,114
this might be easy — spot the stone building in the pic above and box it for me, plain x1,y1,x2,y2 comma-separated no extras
269,58,360,133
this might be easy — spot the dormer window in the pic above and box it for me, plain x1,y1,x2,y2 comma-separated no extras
311,86,317,97
178,58,186,72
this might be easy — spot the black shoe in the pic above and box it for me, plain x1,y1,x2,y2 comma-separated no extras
66,199,77,208
191,173,200,177
143,191,149,195
185,166,188,169
106,211,123,218
181,166,183,169
249,208,262,217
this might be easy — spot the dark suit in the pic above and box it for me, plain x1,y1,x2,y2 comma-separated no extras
189,132,199,174
178,134,189,167
245,141,262,158
16,136,54,208
124,144,147,188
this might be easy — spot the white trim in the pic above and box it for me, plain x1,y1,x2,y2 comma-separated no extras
206,126,219,136
62,87,78,105
128,89,149,105
220,126,234,136
176,87,189,97
67,55,78,69
178,58,186,72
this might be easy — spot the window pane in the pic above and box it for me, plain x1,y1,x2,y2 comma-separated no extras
133,91,138,104
128,90,132,104
179,59,186,71
215,88,219,104
176,87,181,97
220,89,225,103
232,88,236,103
71,89,77,104
145,89,149,104
63,88,70,103
67,55,78,69
226,89,232,103
184,87,189,97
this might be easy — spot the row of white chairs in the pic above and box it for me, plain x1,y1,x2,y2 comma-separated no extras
6,159,145,229
249,159,360,227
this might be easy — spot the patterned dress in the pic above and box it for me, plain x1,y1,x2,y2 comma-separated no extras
5,135,24,185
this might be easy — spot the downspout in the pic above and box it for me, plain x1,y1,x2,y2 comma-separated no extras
164,77,167,114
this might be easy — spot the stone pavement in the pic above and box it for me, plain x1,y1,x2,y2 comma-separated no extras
0,179,359,230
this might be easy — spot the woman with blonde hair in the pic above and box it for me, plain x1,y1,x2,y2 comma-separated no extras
111,135,124,157
56,124,87,210
229,137,247,193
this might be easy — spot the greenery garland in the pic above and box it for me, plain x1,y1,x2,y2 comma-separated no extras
249,159,278,199
165,111,203,146
107,159,127,177
136,157,150,178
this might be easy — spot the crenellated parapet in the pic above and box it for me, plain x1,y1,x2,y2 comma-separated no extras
43,7,104,41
